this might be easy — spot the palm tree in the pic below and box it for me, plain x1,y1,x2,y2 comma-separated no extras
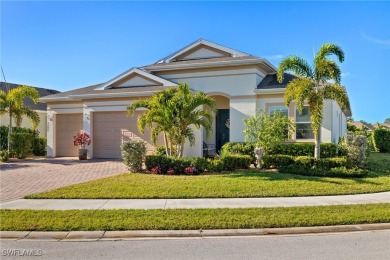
127,82,216,157
277,44,350,159
0,85,40,153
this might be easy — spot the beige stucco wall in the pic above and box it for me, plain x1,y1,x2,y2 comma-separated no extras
0,111,47,137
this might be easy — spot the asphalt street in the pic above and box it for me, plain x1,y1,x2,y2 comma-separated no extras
1,230,389,260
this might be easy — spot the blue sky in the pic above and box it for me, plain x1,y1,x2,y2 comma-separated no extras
1,1,389,123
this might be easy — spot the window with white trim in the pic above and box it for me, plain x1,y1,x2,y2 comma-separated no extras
296,106,314,139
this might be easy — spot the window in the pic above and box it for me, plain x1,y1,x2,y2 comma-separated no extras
296,106,314,139
269,106,288,117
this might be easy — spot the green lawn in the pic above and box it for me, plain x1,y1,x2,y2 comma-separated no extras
1,204,389,231
26,152,390,199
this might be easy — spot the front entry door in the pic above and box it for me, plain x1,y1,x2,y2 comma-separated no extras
215,109,230,152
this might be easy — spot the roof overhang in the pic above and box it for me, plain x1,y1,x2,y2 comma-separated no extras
40,91,159,103
95,68,177,90
254,88,286,94
145,58,276,73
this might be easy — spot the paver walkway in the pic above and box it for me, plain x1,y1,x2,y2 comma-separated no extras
0,158,127,202
1,191,389,210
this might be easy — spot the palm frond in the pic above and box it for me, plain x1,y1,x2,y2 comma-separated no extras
315,59,342,83
277,56,314,83
7,86,39,108
19,107,40,129
320,84,351,111
315,43,344,63
284,78,315,113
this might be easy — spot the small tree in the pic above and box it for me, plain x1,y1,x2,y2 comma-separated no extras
243,110,293,153
121,140,147,173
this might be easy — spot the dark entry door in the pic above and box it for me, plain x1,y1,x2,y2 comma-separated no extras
216,109,230,152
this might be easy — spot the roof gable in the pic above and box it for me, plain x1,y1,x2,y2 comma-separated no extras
157,39,249,64
96,68,177,90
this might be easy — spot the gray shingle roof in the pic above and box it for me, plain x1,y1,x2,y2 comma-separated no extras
257,73,297,89
0,82,60,110
41,83,168,100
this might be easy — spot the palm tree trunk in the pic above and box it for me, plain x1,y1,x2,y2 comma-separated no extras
163,132,169,156
314,129,321,159
8,112,12,154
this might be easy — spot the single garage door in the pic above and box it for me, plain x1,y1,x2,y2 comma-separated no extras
93,111,160,158
56,114,83,157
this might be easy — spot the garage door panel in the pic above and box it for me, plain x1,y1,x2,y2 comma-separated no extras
93,111,162,159
56,114,83,157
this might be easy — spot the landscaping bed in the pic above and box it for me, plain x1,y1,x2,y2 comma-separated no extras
1,204,389,231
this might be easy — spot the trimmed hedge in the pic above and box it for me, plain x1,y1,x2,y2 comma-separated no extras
268,143,338,158
279,165,366,178
372,129,390,153
262,155,294,169
220,142,256,166
221,155,252,171
145,154,251,174
32,137,47,156
0,150,9,162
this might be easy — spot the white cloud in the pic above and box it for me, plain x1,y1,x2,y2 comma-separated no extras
265,54,284,60
361,32,390,47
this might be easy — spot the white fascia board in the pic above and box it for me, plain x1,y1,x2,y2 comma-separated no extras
159,39,250,63
95,68,177,90
254,88,286,94
68,91,156,100
145,58,264,72
39,96,71,103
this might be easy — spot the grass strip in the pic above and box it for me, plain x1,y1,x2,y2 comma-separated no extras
26,171,390,199
1,204,389,231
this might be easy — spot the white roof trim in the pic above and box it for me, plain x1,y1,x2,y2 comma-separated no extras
95,68,177,90
145,58,274,72
41,91,160,102
157,39,250,64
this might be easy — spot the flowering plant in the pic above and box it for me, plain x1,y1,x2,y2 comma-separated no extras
151,166,161,174
167,168,175,175
184,166,198,175
73,131,91,149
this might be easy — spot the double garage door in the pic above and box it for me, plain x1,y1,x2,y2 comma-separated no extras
56,112,158,158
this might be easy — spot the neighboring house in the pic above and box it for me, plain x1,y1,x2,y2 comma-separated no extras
41,39,351,158
350,121,374,132
0,82,60,137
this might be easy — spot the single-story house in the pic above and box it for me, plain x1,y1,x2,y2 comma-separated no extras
41,39,351,158
0,82,60,137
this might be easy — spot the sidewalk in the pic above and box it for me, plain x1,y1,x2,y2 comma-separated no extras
1,191,389,210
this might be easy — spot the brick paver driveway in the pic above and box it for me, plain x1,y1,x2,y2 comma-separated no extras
0,158,127,202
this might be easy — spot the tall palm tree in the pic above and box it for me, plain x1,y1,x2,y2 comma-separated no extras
277,44,350,159
127,82,216,157
0,85,40,152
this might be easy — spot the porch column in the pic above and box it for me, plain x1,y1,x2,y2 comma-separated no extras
46,111,56,157
83,107,93,159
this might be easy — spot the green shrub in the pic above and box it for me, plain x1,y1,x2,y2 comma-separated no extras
315,157,347,169
269,143,337,158
191,157,209,173
145,155,172,173
208,159,224,172
294,156,315,168
10,132,33,159
170,157,192,174
372,129,390,153
221,155,252,171
121,140,147,173
279,165,366,178
32,137,47,156
154,146,167,156
344,135,368,168
220,142,256,165
262,154,294,169
0,150,9,162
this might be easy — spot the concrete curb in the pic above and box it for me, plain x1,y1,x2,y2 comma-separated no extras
1,223,389,241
